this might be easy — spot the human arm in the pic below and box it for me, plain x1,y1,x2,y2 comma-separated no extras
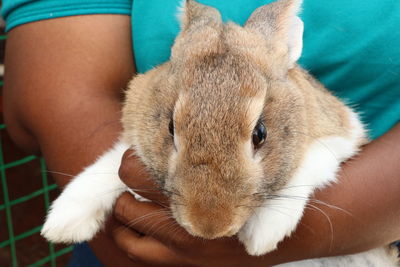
3,15,140,266
113,123,400,266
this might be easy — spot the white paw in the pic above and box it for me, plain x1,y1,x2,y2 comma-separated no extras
238,200,304,256
238,219,281,256
41,140,129,243
41,195,107,243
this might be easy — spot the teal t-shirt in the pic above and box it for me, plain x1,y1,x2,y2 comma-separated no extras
2,0,400,139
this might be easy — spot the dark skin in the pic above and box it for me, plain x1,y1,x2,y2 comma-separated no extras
4,15,136,267
4,15,400,267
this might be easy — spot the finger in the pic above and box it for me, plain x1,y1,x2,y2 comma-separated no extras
106,219,146,265
119,149,168,204
114,192,193,249
112,220,187,266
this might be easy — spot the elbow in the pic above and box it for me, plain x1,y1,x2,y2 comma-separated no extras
2,92,41,154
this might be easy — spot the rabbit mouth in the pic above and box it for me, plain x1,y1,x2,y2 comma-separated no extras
170,200,248,240
178,219,241,240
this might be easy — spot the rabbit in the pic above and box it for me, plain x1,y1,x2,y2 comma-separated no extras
41,0,399,265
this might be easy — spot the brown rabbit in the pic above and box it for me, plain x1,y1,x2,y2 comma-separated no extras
42,0,398,265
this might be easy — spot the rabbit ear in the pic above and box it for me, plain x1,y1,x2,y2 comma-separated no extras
245,0,304,67
172,1,223,62
179,0,222,32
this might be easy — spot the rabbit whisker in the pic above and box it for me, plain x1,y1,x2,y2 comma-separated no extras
124,209,172,229
305,203,334,251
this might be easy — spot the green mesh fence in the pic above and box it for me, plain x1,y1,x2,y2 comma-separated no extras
0,35,73,266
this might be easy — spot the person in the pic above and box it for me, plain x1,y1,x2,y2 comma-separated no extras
2,0,399,266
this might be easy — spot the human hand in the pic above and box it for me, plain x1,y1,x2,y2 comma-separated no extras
111,149,272,267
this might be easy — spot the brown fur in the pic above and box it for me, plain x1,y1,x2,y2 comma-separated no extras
122,0,364,239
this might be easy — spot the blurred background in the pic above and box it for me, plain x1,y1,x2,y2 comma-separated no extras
0,3,73,265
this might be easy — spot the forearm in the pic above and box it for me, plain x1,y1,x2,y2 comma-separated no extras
4,16,137,266
268,123,400,264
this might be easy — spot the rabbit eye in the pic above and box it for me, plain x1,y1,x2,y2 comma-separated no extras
252,122,266,149
169,119,174,136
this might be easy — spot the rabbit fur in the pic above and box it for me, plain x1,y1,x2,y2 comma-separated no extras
41,0,398,266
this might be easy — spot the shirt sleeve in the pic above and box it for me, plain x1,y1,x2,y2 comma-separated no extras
2,0,132,32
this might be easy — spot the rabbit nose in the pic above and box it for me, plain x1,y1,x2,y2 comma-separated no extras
189,219,235,239
183,202,236,239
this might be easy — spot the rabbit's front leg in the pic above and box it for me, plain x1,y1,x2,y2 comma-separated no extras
41,140,130,243
238,188,310,256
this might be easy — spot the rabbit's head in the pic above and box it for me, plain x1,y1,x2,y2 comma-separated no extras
123,0,309,239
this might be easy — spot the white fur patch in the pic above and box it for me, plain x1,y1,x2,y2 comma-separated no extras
41,140,130,243
275,247,399,267
238,110,363,256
